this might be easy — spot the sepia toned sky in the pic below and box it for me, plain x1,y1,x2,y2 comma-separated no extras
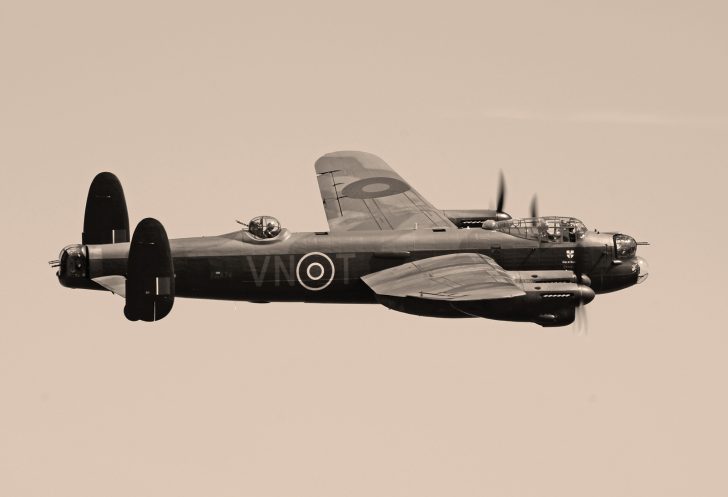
1,1,727,496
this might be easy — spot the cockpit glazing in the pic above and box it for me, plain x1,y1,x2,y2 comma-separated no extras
492,217,587,243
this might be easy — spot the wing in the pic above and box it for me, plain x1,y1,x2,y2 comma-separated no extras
361,253,525,301
315,151,456,232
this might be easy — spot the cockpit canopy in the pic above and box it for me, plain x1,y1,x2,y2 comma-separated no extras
247,215,282,239
487,216,587,243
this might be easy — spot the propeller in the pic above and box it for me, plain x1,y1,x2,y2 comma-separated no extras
490,171,514,222
494,171,538,221
512,179,591,333
496,171,506,214
574,301,589,335
574,272,593,335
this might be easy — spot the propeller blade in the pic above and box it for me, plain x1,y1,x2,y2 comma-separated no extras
574,303,588,335
530,194,538,218
496,171,506,213
573,270,593,335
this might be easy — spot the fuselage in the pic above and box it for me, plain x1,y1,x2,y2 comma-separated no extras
58,226,647,303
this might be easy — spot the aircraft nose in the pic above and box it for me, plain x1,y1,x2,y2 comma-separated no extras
635,256,649,284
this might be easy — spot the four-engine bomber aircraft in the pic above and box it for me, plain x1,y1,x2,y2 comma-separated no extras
50,151,649,326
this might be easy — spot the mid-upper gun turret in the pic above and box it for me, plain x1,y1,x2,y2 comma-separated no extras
237,216,290,244
247,216,282,239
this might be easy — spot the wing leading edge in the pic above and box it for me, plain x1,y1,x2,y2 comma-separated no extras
315,151,456,232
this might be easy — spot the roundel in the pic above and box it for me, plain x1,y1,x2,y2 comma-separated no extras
296,252,335,291
340,177,410,199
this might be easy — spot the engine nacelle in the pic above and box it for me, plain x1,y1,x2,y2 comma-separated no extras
442,209,511,228
451,282,594,327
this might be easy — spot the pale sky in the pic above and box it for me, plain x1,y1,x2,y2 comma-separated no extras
1,1,727,496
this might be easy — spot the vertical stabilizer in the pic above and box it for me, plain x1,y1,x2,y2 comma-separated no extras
123,218,175,322
82,172,129,244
